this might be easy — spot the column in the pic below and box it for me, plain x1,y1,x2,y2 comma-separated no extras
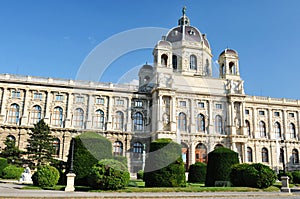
282,110,287,140
230,101,235,135
170,96,177,132
157,95,163,131
268,108,273,139
85,94,93,129
190,98,195,133
21,89,29,126
190,142,195,165
126,97,132,132
208,100,213,134
244,143,248,163
297,111,300,141
0,87,7,124
65,93,73,128
241,102,246,135
106,95,113,130
253,108,257,138
43,90,51,124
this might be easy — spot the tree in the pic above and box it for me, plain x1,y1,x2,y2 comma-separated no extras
26,119,54,167
205,147,239,186
1,137,23,166
144,138,186,187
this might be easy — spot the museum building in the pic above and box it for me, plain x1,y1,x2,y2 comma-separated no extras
0,8,299,174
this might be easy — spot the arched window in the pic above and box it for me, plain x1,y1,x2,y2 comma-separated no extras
262,147,269,162
52,138,60,157
53,107,63,127
215,115,222,134
229,62,236,74
113,141,123,156
31,105,42,124
132,142,143,159
274,122,281,138
161,54,168,66
292,149,299,164
247,147,253,162
73,108,84,128
133,112,143,131
8,103,20,124
195,143,207,163
94,109,104,129
259,121,266,137
178,112,187,131
190,55,197,70
221,64,225,76
289,123,296,139
245,120,251,137
114,111,124,130
196,114,205,132
172,55,177,69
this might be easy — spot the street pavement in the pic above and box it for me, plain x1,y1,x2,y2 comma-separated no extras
0,181,300,199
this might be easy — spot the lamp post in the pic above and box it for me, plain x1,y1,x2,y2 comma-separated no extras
280,140,286,175
65,136,76,192
280,139,290,193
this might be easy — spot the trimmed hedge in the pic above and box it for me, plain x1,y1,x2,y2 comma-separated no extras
205,147,239,187
144,138,186,187
188,162,207,183
113,156,128,168
32,165,60,187
88,159,130,190
0,158,8,177
2,165,23,179
67,132,112,186
292,171,300,184
230,163,277,188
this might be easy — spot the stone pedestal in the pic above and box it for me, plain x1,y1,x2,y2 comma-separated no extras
281,176,291,193
65,173,76,192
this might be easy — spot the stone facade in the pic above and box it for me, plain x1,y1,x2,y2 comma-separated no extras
0,9,299,174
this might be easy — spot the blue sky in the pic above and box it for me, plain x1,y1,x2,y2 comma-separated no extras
0,0,300,99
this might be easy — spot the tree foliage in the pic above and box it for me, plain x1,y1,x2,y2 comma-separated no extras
1,137,23,166
26,119,54,167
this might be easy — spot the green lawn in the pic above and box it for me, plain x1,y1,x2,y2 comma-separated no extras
22,180,282,192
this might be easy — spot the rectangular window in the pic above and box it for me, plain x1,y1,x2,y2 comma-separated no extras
198,102,205,108
289,113,295,118
55,94,64,101
34,93,42,100
96,97,104,105
274,111,280,117
11,90,20,98
135,101,143,107
76,96,84,103
116,99,124,106
216,104,222,109
259,110,265,116
179,101,186,107
245,109,250,115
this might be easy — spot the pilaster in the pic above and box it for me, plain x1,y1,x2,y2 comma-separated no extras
0,87,7,124
21,89,29,126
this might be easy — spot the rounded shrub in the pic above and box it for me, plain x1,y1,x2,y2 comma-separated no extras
205,147,239,187
67,132,113,186
0,157,8,177
87,159,130,190
292,171,300,184
144,138,186,187
32,165,60,187
188,162,207,183
230,163,276,188
2,165,23,179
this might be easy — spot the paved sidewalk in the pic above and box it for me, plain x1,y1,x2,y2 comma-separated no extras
0,181,299,199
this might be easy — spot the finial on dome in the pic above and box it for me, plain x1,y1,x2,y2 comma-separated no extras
182,6,187,16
